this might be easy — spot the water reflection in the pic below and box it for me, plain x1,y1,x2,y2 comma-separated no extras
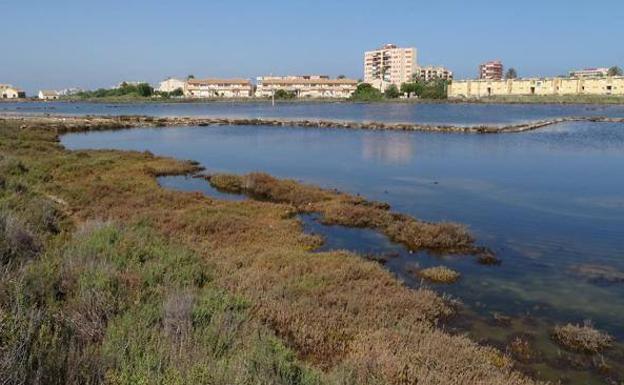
362,134,414,164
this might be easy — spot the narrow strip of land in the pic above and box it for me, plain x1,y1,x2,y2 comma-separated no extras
2,113,623,134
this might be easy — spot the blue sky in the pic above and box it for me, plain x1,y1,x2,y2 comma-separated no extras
2,0,623,93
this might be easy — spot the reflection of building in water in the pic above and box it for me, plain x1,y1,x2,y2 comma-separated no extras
362,135,413,164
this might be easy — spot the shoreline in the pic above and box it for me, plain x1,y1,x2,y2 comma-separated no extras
4,115,622,383
4,94,624,105
0,116,538,384
2,113,624,135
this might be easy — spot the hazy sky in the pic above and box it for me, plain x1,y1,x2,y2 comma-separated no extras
2,0,624,93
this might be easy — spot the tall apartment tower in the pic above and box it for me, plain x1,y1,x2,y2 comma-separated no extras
479,60,504,80
364,44,417,91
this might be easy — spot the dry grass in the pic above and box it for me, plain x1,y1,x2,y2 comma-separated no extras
551,322,613,353
507,335,538,364
0,117,538,385
210,172,331,206
0,211,40,266
410,265,461,284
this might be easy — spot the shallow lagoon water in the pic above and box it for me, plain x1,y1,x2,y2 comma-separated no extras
63,119,624,383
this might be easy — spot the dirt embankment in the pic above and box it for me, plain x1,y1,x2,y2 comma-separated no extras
3,113,623,135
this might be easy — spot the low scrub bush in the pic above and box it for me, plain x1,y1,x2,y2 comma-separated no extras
551,322,613,353
0,211,40,266
209,173,244,193
411,265,461,284
0,219,321,385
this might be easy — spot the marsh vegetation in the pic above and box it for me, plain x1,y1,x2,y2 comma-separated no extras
207,172,483,255
551,323,614,354
0,117,537,384
409,265,462,284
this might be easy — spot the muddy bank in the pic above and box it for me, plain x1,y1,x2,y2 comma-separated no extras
2,113,624,134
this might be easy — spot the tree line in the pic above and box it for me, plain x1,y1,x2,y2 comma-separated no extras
351,77,449,101
76,82,184,99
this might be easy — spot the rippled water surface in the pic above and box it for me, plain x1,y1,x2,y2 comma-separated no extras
4,100,624,126
62,116,624,384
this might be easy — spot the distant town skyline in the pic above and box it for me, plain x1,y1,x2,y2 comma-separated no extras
2,0,624,93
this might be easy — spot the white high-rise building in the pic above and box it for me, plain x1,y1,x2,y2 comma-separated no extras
364,44,417,90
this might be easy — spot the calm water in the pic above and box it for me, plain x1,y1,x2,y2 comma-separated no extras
4,100,624,126
62,118,624,383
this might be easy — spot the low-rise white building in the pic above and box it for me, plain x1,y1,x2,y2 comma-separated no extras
414,66,453,82
448,77,624,98
185,78,252,98
158,78,186,93
255,75,358,98
1,84,26,99
38,90,59,100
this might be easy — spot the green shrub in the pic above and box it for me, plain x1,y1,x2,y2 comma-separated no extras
0,211,40,265
274,89,297,99
1,220,322,385
76,82,154,99
400,79,448,99
350,83,383,101
384,84,400,99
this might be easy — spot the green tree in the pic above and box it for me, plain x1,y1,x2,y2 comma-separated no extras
505,68,518,79
420,79,449,99
337,75,346,79
384,84,400,99
350,83,383,101
273,89,296,99
187,74,195,80
401,82,424,96
136,83,154,97
169,88,184,97
607,66,623,76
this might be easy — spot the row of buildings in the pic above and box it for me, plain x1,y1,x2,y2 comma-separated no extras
162,75,360,99
477,61,617,82
449,76,624,98
450,58,624,98
5,43,621,100
156,43,453,98
1,43,453,100
1,85,78,100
